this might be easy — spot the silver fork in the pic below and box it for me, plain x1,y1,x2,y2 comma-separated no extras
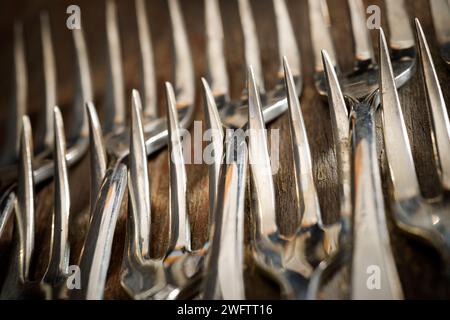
119,83,194,300
0,108,74,299
307,0,416,299
430,0,450,67
0,12,91,227
382,19,450,274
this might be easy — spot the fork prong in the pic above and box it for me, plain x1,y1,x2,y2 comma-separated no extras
347,0,375,64
274,0,300,79
379,28,421,201
168,0,195,107
385,0,415,51
71,26,93,141
86,102,107,215
135,0,158,118
415,19,450,191
1,22,27,166
201,78,225,221
247,66,277,237
72,164,127,300
204,0,229,100
104,0,125,134
204,138,247,300
129,89,152,258
165,82,190,252
0,191,15,239
17,116,35,281
238,0,264,93
430,0,450,48
321,50,352,220
308,0,337,72
44,107,70,282
39,11,57,152
283,57,321,228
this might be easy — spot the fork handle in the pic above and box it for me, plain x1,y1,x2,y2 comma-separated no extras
350,101,403,300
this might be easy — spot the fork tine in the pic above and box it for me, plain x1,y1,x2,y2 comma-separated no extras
168,0,195,108
308,0,337,71
71,26,93,141
321,50,352,221
39,12,57,152
86,102,107,215
104,0,125,134
1,22,27,166
415,19,450,191
165,82,190,252
347,0,375,65
247,66,277,237
0,117,34,299
283,57,321,228
201,78,225,220
385,0,414,51
0,191,15,238
379,28,421,201
204,0,229,101
274,0,300,78
135,0,158,118
203,138,247,300
430,0,450,51
17,116,35,281
43,107,70,282
238,0,264,93
72,164,127,300
129,89,151,258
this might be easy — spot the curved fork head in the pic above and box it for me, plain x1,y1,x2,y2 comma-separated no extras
120,90,167,300
42,107,71,286
0,117,35,299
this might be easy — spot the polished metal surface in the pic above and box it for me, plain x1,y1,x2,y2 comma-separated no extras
307,0,416,299
1,0,449,301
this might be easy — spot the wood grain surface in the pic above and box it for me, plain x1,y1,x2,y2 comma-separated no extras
0,0,449,299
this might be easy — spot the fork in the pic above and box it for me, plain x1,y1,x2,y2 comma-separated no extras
307,0,416,299
0,12,91,227
430,0,450,67
380,19,450,274
0,107,75,299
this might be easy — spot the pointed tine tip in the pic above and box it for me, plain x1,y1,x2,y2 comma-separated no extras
321,49,339,86
201,77,208,90
165,82,178,126
247,65,257,96
414,18,426,47
282,56,289,70
414,17,421,29
131,89,142,111
379,27,389,56
21,115,31,139
53,106,64,136
165,81,176,108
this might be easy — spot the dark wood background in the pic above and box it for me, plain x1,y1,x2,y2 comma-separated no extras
0,0,449,299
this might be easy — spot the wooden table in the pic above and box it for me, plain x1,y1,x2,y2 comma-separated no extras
0,0,449,299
